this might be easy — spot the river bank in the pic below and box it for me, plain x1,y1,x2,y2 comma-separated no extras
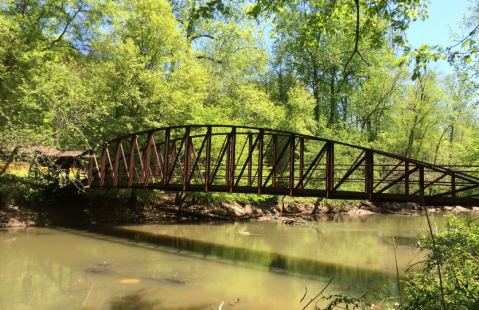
2,187,478,229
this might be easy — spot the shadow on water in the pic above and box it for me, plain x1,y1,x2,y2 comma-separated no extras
83,224,405,292
105,289,212,310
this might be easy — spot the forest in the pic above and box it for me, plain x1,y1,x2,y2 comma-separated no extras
1,0,478,168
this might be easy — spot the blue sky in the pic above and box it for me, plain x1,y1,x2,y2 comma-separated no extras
407,0,472,75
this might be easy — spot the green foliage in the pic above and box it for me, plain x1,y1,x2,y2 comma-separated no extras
193,192,276,205
317,293,371,310
402,215,479,310
0,176,47,207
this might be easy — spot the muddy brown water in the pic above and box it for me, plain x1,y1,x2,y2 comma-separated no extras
0,213,469,309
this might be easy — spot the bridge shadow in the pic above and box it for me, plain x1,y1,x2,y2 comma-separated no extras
78,224,414,295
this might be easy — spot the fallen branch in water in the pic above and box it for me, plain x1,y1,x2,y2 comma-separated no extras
299,287,307,309
218,301,224,310
301,277,334,310
163,272,185,284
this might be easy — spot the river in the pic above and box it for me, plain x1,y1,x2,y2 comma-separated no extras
0,213,464,309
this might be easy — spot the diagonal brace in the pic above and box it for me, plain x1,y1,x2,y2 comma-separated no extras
332,151,365,192
376,166,419,194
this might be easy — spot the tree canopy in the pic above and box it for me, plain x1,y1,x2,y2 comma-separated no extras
0,0,478,168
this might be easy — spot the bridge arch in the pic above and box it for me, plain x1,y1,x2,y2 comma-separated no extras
71,125,479,206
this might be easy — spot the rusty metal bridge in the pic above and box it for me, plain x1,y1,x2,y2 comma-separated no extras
63,125,479,206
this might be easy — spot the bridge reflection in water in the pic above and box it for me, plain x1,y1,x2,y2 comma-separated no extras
1,219,419,309
64,125,479,205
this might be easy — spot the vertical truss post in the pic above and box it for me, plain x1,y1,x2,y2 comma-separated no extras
326,141,334,199
230,127,236,193
272,134,277,188
205,126,212,192
163,129,170,185
365,150,374,201
299,138,304,190
114,141,121,186
128,136,136,187
170,144,176,184
451,172,456,198
226,136,230,186
100,145,107,187
289,134,295,196
258,129,264,194
144,132,153,186
87,151,94,186
248,133,252,186
419,166,425,198
153,139,160,184
183,128,191,190
405,162,410,195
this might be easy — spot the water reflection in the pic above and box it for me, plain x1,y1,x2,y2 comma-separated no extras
115,214,436,276
0,228,346,309
0,213,469,309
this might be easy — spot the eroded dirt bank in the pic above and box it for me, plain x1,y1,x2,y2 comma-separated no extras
2,189,478,229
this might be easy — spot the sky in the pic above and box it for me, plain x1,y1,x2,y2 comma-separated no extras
406,0,472,75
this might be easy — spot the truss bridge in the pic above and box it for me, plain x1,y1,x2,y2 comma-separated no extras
64,125,479,206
